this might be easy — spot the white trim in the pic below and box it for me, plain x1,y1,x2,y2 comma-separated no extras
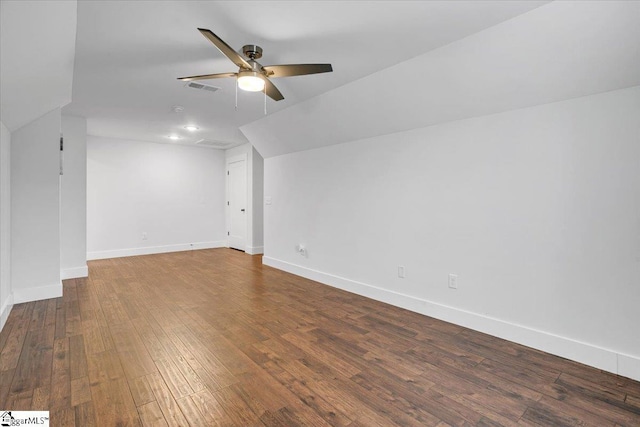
87,241,226,261
246,246,264,255
13,282,63,304
0,293,13,332
61,265,88,280
262,256,640,382
619,353,640,382
226,153,247,164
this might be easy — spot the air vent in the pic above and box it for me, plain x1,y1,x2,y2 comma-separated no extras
185,82,220,93
195,139,233,148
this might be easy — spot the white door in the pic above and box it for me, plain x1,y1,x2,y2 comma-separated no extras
228,158,247,251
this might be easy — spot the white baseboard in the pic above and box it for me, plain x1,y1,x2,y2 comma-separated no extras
61,265,88,280
13,282,63,304
0,293,13,332
262,256,640,382
619,353,640,382
87,241,226,261
246,246,264,255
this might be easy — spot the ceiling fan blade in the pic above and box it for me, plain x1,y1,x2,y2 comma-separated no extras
262,64,333,78
177,72,237,82
263,77,284,101
197,28,251,70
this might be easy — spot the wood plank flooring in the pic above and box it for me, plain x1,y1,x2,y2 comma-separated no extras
1,248,639,426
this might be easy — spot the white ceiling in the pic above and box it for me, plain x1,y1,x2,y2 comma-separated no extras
63,0,548,148
0,0,77,131
242,0,640,157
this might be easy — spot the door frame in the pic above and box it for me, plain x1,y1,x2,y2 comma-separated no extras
226,153,248,251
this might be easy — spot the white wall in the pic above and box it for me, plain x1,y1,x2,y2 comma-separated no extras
252,147,264,252
11,108,62,304
263,86,640,381
61,115,87,278
87,136,226,259
0,121,12,330
225,143,264,254
0,0,77,131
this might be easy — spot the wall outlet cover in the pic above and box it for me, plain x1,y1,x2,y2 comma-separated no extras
398,266,405,278
448,273,458,289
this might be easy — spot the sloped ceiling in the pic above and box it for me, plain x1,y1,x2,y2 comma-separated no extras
0,0,77,131
241,1,640,158
62,1,547,148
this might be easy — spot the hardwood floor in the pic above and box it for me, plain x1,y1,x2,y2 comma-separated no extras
1,248,639,426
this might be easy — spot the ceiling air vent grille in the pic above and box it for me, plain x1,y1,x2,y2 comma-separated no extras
195,139,233,148
185,82,220,93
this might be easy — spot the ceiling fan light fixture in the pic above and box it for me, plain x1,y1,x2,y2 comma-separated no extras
237,71,265,92
178,28,333,102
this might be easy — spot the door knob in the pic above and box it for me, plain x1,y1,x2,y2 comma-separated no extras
241,209,245,212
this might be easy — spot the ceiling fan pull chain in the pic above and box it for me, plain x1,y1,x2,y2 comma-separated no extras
235,76,238,111
264,87,267,115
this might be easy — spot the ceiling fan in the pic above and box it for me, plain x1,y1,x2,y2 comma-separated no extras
178,28,333,101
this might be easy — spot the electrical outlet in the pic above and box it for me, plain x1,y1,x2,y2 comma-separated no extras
142,232,148,240
398,266,405,278
295,244,307,257
448,273,458,289
265,196,272,205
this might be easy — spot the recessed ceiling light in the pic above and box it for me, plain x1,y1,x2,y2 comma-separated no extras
184,125,199,132
167,135,181,140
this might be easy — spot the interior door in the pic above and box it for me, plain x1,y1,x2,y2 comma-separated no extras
228,158,247,251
